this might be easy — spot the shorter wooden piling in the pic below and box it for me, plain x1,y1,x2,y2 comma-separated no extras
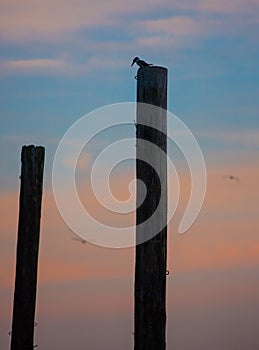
11,145,45,350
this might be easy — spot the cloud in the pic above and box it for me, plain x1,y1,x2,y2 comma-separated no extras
0,56,126,77
142,17,203,37
137,12,259,52
0,0,111,42
61,151,92,170
1,159,258,350
198,129,259,148
1,159,258,290
0,1,257,79
135,16,209,51
0,58,68,76
0,0,168,42
196,0,259,15
169,163,259,275
173,236,259,274
132,0,259,53
0,0,257,45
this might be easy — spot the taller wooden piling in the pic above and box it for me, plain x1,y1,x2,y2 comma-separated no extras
134,66,168,350
11,145,45,350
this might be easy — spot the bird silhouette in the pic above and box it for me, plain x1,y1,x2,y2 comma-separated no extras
223,175,240,183
131,57,152,68
72,237,86,244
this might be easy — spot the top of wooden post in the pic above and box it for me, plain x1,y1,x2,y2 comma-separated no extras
137,66,167,109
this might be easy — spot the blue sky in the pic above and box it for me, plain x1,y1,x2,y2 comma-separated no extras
1,1,259,188
1,1,259,349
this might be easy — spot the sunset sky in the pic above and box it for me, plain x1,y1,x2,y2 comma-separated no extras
1,0,259,349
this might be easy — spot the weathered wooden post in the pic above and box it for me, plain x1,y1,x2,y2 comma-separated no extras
11,145,45,350
134,66,168,350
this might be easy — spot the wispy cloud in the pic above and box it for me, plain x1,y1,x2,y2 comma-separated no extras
135,16,205,51
141,17,203,37
136,10,259,52
198,129,259,148
0,0,257,79
0,58,68,76
0,0,112,42
0,56,126,77
0,0,257,43
196,0,259,15
0,0,167,42
61,151,92,170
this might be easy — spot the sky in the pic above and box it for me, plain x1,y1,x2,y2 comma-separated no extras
1,0,259,349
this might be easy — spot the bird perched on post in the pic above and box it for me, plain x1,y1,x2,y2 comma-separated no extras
131,57,152,68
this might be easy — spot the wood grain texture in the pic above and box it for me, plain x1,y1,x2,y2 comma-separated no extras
135,66,168,350
11,145,45,350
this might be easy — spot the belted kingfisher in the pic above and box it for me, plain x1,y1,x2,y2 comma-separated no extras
131,57,152,68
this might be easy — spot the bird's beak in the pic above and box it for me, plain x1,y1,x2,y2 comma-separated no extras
131,61,134,66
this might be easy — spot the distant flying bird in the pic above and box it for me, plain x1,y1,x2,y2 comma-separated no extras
72,237,86,244
131,57,152,68
223,175,240,183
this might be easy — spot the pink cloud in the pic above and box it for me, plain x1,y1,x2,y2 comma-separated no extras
197,0,259,15
0,0,112,41
61,151,92,171
1,160,258,283
143,17,202,37
0,0,167,42
198,129,259,148
0,0,257,45
136,16,206,50
1,158,259,350
1,160,258,292
0,59,68,76
0,56,127,76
